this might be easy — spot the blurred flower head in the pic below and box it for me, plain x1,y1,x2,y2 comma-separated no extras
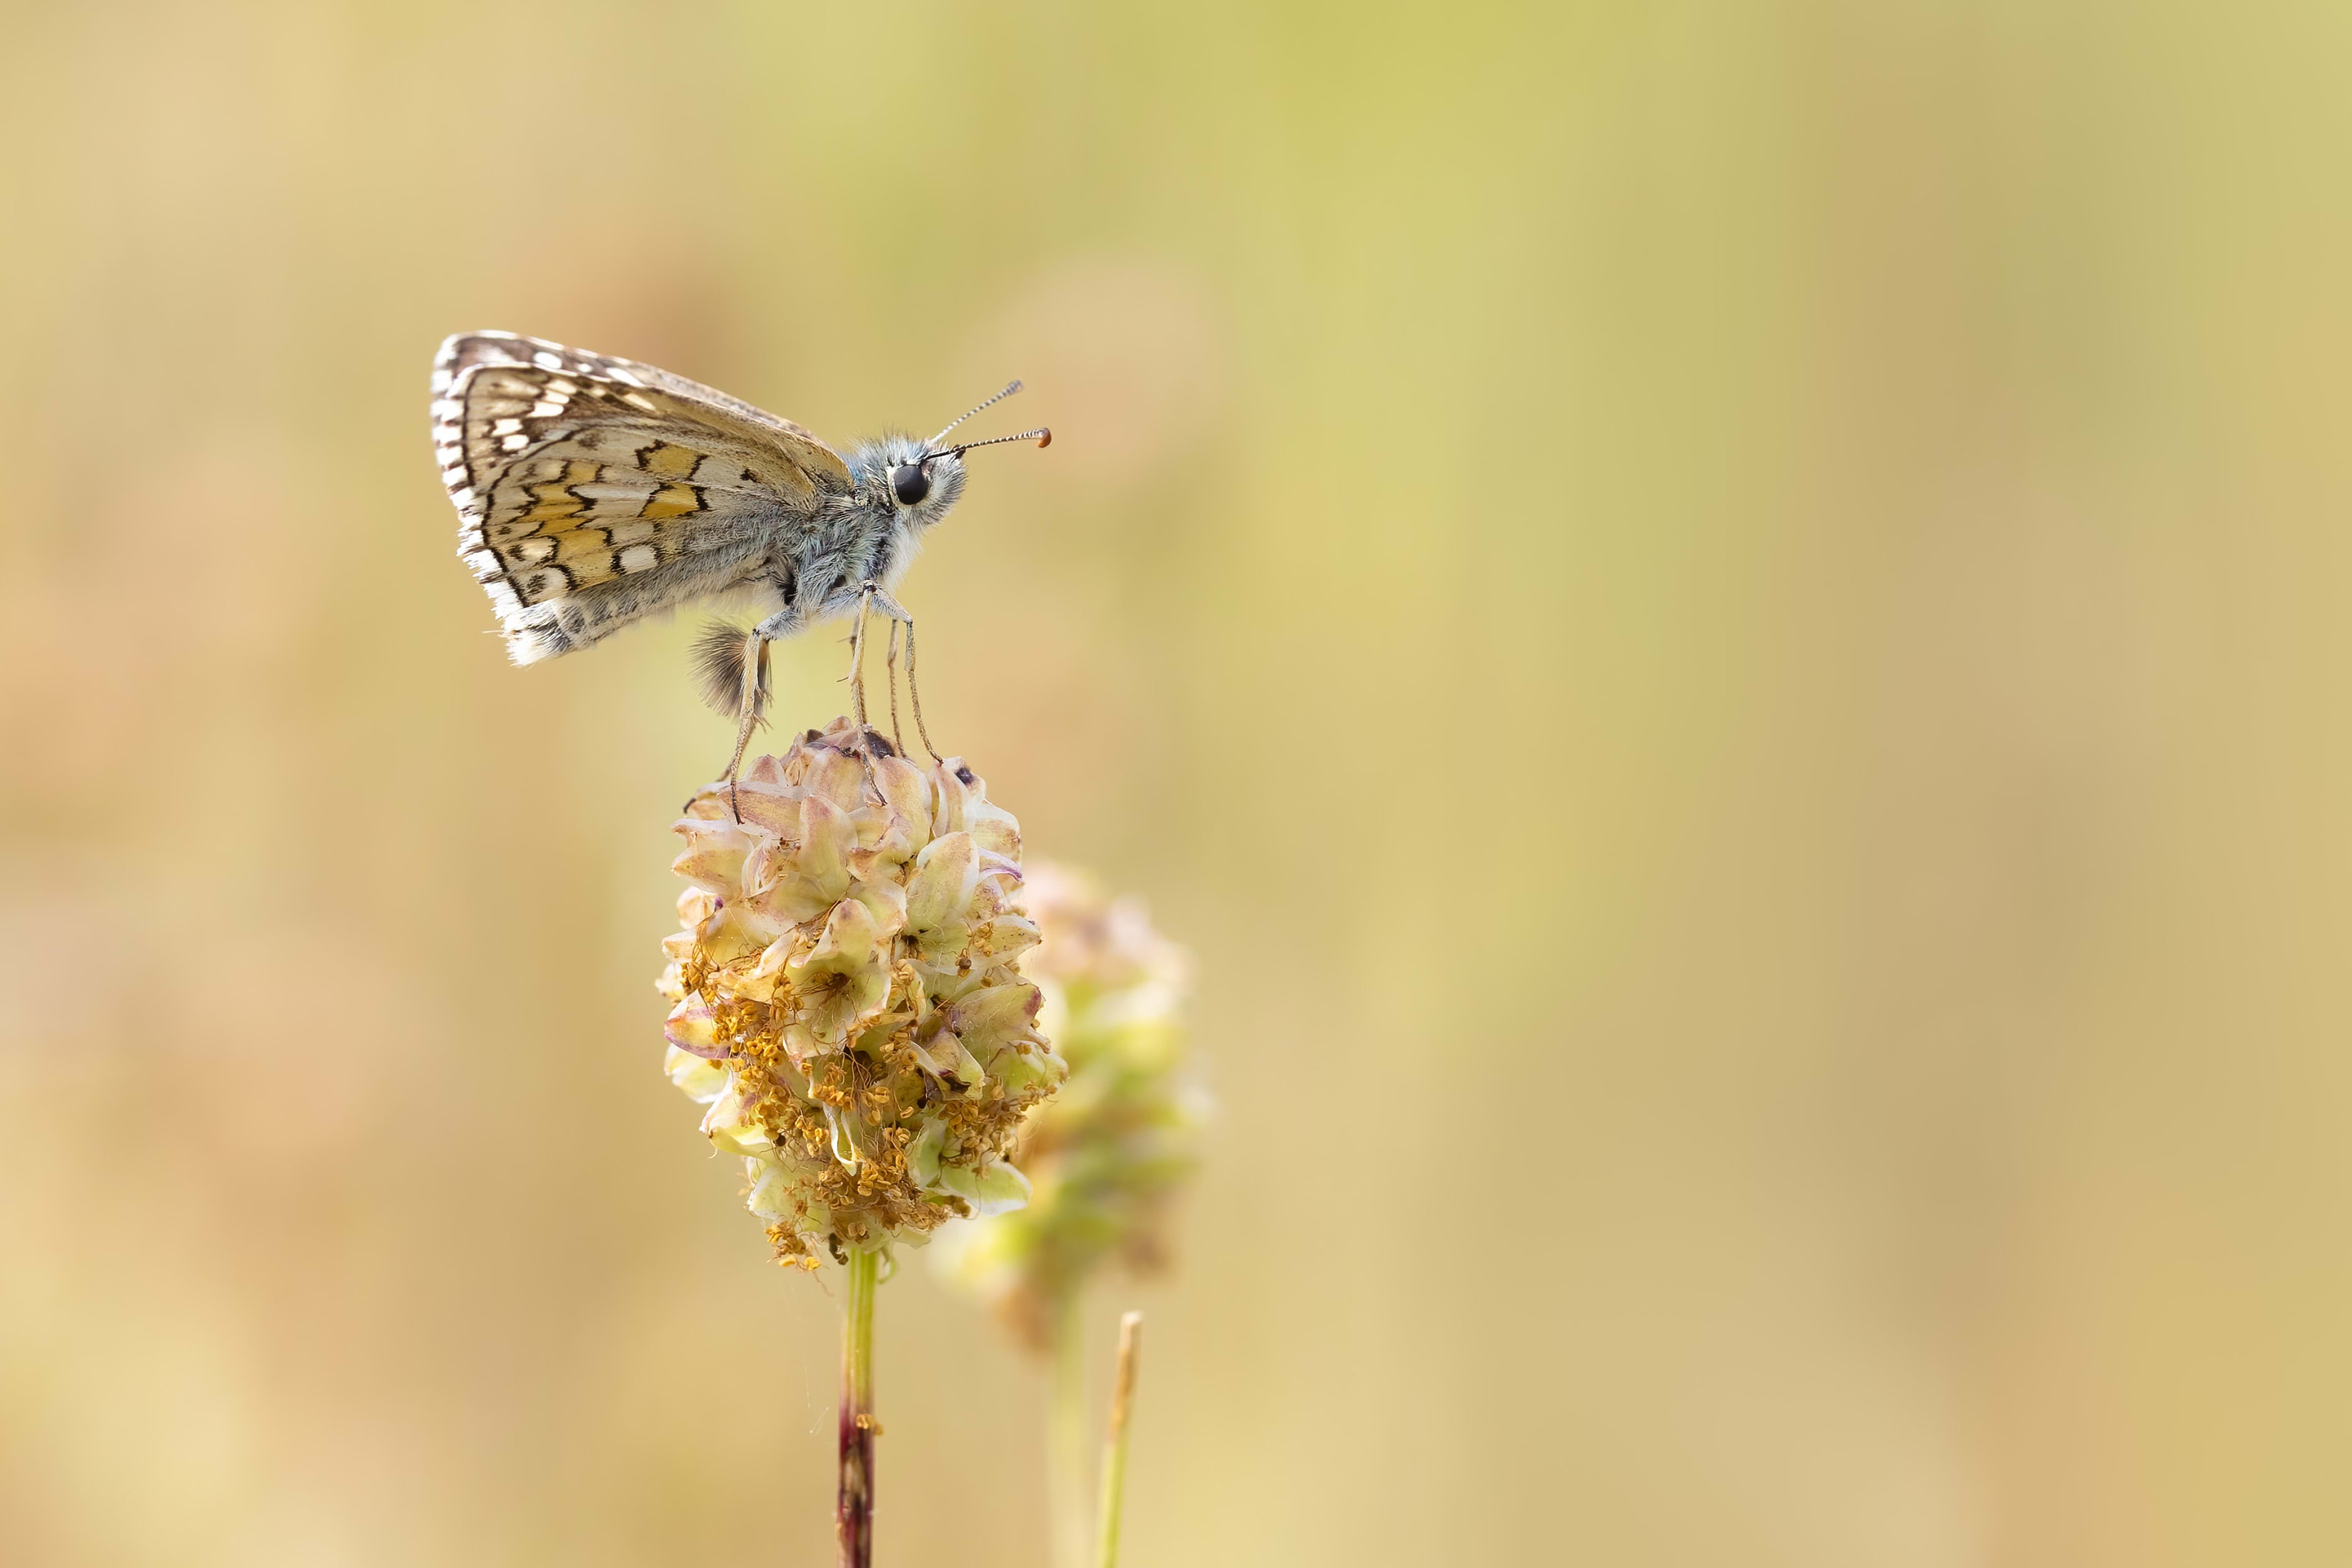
938,863,1207,1346
659,718,1064,1266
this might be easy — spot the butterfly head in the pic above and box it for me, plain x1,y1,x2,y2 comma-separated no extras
859,379,1051,529
858,432,969,528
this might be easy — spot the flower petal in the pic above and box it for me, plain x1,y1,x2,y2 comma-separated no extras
701,1080,773,1156
746,1156,797,1220
972,913,1041,965
788,900,892,1043
731,780,802,837
847,877,908,938
906,833,978,933
804,745,866,811
907,1117,948,1189
664,1044,728,1102
939,1154,1031,1217
963,798,1021,860
664,997,727,1059
873,756,933,856
732,934,796,1004
944,981,1042,1061
671,818,754,893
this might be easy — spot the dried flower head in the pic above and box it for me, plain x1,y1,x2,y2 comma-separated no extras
939,864,1206,1345
658,718,1064,1265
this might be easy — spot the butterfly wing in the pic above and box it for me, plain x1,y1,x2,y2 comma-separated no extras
431,332,854,663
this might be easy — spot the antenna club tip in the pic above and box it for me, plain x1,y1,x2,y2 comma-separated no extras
1036,429,1052,448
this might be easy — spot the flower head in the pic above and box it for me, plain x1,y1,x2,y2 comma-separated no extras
938,864,1207,1346
659,719,1064,1265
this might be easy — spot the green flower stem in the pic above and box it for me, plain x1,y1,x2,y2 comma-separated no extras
1048,1291,1091,1568
1095,1312,1143,1568
838,1250,879,1568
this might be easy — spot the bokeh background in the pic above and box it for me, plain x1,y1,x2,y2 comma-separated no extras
4,1,2349,1564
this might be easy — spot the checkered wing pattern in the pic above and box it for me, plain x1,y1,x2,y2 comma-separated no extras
431,332,853,662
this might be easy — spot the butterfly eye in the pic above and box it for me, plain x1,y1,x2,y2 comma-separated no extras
891,463,931,507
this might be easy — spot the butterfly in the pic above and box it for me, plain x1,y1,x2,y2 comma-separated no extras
430,331,1047,774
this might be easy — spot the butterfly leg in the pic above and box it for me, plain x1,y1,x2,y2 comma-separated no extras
846,585,937,762
842,584,877,724
685,624,769,816
883,618,906,758
717,627,770,819
860,589,942,765
840,585,895,787
691,601,800,818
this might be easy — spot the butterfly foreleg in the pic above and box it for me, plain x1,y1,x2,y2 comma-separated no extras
837,582,924,780
843,585,880,750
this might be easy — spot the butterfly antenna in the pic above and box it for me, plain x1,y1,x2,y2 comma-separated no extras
945,428,1052,457
926,380,1023,450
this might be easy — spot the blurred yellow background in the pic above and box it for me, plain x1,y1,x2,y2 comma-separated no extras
5,1,2349,1564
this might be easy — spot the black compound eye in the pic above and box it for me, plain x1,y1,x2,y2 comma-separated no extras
891,462,931,507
